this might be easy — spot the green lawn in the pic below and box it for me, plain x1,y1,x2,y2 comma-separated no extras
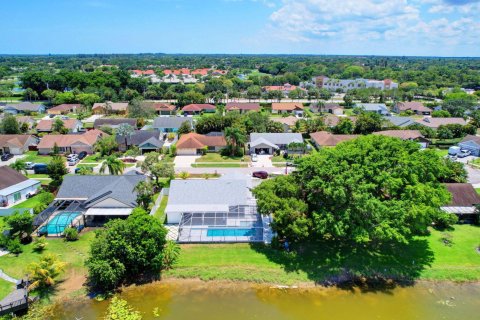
433,149,449,157
165,225,480,284
153,196,168,223
196,154,248,163
192,163,248,168
12,194,43,209
76,164,97,169
26,174,50,179
81,154,103,163
23,151,62,164
0,278,15,301
0,231,96,300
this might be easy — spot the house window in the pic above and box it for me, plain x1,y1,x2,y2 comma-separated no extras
13,192,21,202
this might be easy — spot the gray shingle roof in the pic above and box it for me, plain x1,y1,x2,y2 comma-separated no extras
384,116,416,128
115,130,162,147
249,133,303,145
153,117,193,129
94,118,137,128
56,175,146,208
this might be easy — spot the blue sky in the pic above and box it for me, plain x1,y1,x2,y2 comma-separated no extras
1,0,479,56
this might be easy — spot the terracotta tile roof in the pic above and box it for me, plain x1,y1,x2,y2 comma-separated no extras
92,102,129,112
373,130,424,140
310,131,359,147
270,116,298,126
37,130,107,149
271,103,304,111
182,104,216,112
191,68,209,76
263,83,299,92
48,104,81,113
0,167,28,189
444,183,480,206
0,134,35,148
153,103,176,112
416,117,467,128
396,102,431,112
36,119,81,131
225,103,261,111
177,133,226,149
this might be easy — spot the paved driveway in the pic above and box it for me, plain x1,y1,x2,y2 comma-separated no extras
251,155,272,168
0,154,25,167
174,156,200,168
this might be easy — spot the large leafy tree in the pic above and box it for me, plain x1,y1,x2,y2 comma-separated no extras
254,135,458,245
47,156,68,189
224,126,246,156
1,114,20,134
7,210,33,240
177,120,192,136
116,123,135,150
353,112,383,134
134,181,155,210
94,135,118,157
85,211,171,291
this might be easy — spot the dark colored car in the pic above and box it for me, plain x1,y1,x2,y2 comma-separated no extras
252,171,268,179
77,151,87,160
33,163,48,174
1,153,13,161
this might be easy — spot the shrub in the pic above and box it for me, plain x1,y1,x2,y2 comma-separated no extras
170,144,177,156
162,240,181,269
178,171,190,179
63,227,79,241
167,132,175,141
7,238,23,255
33,237,48,252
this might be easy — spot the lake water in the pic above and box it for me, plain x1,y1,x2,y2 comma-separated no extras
51,280,479,320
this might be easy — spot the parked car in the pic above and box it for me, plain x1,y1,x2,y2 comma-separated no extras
25,162,35,170
67,153,78,160
1,153,13,161
77,151,87,160
251,154,258,162
67,158,79,166
33,163,48,174
252,171,268,179
457,149,471,158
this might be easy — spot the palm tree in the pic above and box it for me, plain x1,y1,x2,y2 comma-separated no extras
28,254,66,291
10,159,28,175
100,156,126,175
134,181,154,210
224,127,246,156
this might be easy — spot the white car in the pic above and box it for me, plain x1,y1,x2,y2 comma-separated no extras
67,154,78,161
67,158,79,166
457,150,471,158
251,154,258,162
25,162,35,170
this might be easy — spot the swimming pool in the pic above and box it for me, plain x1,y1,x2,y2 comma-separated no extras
39,212,82,235
207,228,255,237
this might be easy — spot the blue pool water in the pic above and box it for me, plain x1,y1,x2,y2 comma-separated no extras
207,228,255,237
40,212,82,235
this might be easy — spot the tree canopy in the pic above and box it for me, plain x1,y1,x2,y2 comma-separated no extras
254,135,460,245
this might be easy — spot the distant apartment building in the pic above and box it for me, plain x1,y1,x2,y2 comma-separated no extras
313,76,398,92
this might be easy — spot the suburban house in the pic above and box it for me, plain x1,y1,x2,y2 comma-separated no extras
312,103,344,115
262,83,303,96
415,117,467,129
152,103,176,115
373,130,430,148
323,114,357,127
313,76,398,91
270,116,298,133
271,103,304,116
442,183,480,224
165,173,268,242
36,119,83,133
3,102,46,115
93,118,137,129
153,117,194,133
393,101,432,115
310,131,359,148
92,102,129,115
115,130,164,153
176,132,226,155
458,135,480,156
0,135,37,155
35,174,146,233
37,129,107,155
16,116,36,130
249,133,304,155
225,102,261,113
384,116,416,128
0,167,40,207
357,103,389,115
47,104,81,115
181,104,216,115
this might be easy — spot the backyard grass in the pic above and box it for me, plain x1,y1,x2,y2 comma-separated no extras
26,174,50,179
12,194,43,209
192,163,248,168
0,278,14,301
165,225,480,284
196,154,248,162
153,196,168,222
433,149,449,157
